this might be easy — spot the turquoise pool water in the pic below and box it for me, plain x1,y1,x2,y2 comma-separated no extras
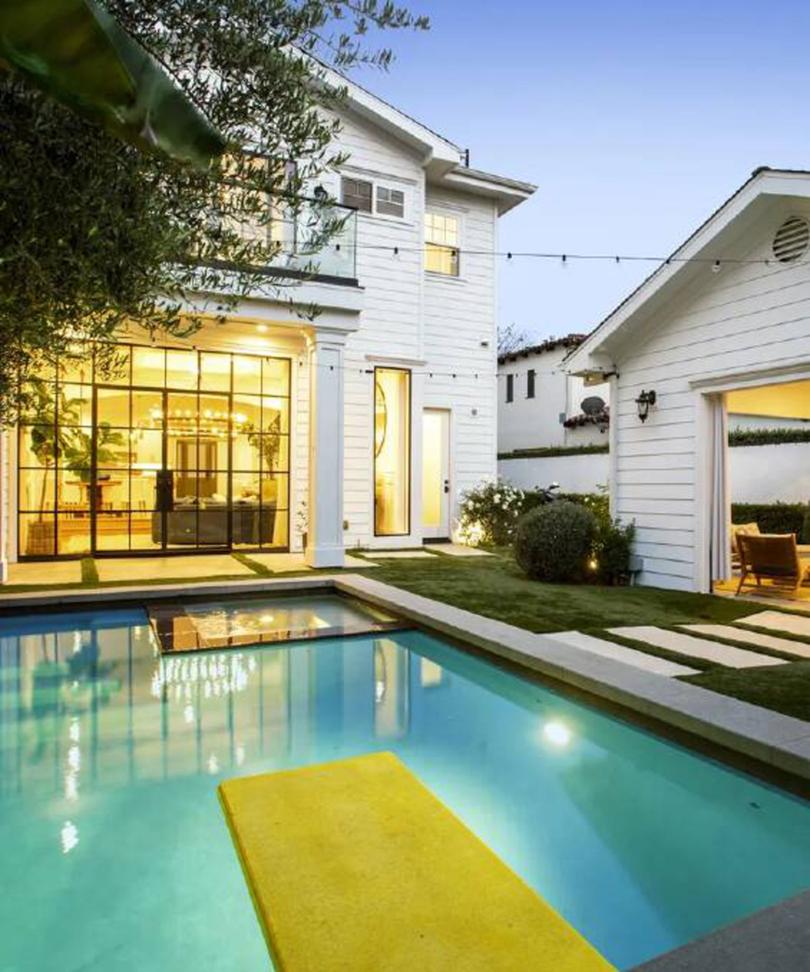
1,606,809,970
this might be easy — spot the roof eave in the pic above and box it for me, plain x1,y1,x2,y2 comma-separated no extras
440,166,537,215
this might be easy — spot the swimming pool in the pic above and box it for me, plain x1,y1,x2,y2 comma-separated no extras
0,603,808,970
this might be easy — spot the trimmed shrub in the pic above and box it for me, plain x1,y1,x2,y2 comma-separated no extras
731,502,810,541
593,518,636,585
514,501,597,582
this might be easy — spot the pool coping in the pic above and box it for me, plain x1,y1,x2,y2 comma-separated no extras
329,575,810,786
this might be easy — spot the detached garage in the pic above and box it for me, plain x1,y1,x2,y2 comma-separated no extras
566,167,810,593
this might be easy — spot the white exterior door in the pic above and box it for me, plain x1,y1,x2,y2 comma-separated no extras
422,409,450,539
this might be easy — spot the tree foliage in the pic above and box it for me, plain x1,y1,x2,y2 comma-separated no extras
0,0,428,424
497,322,530,356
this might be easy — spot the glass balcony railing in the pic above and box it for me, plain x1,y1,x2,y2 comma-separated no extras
267,198,357,282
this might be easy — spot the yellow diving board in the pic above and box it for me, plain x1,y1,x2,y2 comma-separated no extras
219,751,614,971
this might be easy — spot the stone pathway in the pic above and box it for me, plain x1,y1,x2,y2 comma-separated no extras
364,550,437,560
608,626,786,669
343,554,380,569
429,543,492,557
244,552,310,573
96,554,255,583
683,624,810,660
7,560,83,586
735,610,810,639
548,631,699,677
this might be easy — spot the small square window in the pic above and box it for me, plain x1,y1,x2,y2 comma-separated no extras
340,177,373,213
376,186,405,218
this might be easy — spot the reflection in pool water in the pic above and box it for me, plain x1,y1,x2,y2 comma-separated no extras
0,607,809,971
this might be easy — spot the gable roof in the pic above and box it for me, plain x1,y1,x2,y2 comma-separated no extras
320,63,536,214
566,167,810,374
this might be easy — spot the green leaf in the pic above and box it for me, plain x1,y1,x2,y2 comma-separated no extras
0,0,226,167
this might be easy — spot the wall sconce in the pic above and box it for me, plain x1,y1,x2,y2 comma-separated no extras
635,389,656,422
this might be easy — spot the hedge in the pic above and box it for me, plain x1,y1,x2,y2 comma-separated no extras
731,502,810,541
498,430,810,460
729,428,810,448
497,444,609,460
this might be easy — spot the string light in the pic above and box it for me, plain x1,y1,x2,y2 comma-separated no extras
304,240,799,269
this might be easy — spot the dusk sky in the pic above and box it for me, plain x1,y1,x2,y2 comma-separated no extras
353,0,810,343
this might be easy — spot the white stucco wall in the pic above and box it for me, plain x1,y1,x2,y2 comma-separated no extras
498,453,610,494
499,441,810,505
730,442,810,503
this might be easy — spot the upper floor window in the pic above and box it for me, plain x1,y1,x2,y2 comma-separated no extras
376,186,405,218
425,212,459,276
527,369,535,399
506,374,514,403
341,177,373,213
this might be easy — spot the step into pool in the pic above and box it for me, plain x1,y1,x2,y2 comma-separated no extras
147,591,404,652
0,601,808,970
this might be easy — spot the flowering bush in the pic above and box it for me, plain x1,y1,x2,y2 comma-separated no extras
458,479,527,546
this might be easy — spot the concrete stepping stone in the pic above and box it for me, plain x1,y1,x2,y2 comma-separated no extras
429,543,492,557
364,550,437,559
682,624,810,660
342,555,380,569
735,610,810,640
548,631,699,677
608,626,786,669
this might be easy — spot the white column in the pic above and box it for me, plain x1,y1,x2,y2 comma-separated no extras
305,331,345,568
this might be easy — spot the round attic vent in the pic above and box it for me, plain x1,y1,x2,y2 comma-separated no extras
772,216,810,263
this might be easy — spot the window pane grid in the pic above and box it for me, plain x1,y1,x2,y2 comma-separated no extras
18,343,292,557
425,213,460,277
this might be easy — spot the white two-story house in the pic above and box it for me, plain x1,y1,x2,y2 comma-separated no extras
2,77,534,574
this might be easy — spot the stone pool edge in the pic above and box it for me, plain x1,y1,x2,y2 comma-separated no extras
331,575,810,785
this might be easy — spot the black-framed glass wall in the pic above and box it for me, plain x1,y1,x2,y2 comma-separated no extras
17,344,291,558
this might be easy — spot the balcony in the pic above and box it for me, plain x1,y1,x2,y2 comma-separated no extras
266,198,358,284
203,197,358,288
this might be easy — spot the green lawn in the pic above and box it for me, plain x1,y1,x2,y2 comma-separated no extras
372,551,810,723
371,552,756,632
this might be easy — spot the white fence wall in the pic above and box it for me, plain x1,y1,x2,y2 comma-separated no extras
498,453,610,494
730,442,810,503
499,441,810,505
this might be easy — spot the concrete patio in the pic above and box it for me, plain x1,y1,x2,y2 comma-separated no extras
2,545,488,588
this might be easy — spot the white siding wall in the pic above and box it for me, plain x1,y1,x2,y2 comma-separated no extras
422,185,498,531
610,202,810,590
314,109,501,548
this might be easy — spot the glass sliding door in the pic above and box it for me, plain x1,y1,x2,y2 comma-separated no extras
374,368,411,536
17,343,291,558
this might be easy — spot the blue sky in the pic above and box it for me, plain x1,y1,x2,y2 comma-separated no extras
352,0,810,342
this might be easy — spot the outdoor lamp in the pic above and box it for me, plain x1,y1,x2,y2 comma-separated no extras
635,389,656,422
